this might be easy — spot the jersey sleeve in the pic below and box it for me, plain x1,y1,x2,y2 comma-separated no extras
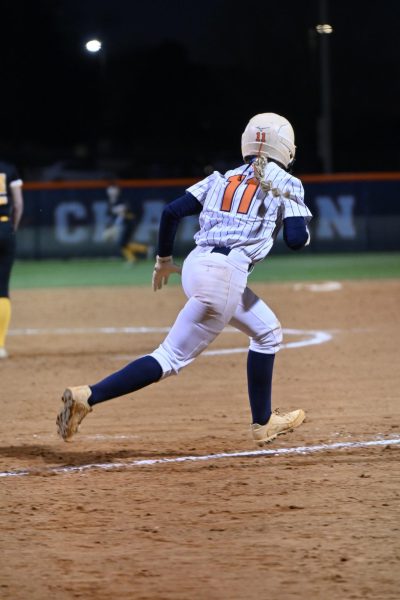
281,175,312,222
157,192,202,257
186,172,219,205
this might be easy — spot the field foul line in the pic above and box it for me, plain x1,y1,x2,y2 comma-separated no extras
8,327,333,354
1,437,399,479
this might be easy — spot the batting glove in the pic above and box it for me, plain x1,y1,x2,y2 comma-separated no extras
152,256,182,291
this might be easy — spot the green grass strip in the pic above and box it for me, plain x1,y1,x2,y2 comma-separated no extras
10,252,400,290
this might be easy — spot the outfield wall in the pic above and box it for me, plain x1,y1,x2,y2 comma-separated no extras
17,173,400,258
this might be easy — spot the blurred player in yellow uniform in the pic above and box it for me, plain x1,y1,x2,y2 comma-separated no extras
0,160,24,358
103,183,148,263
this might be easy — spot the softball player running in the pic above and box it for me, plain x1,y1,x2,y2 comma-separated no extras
57,113,312,446
103,183,148,263
0,160,23,359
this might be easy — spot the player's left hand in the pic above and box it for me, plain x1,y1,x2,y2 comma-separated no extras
152,256,182,291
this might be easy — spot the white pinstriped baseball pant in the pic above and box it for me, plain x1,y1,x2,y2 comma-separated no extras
150,246,282,378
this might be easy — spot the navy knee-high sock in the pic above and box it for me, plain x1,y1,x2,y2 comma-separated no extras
88,355,163,406
247,350,275,425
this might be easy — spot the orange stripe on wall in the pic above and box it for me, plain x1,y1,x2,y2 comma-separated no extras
23,178,198,191
22,172,400,191
301,172,400,183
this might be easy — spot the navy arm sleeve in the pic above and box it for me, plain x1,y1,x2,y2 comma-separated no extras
283,217,309,250
157,192,202,257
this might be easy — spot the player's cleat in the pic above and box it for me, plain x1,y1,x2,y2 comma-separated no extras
56,385,93,441
251,409,305,446
0,347,8,359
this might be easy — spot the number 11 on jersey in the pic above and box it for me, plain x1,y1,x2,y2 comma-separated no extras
221,176,259,215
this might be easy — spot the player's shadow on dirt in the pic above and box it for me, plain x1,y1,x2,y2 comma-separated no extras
0,444,185,467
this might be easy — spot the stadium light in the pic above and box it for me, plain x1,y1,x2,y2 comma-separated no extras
85,39,102,53
317,0,333,173
316,24,333,34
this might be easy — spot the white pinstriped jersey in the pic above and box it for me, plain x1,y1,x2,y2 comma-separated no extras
187,161,312,263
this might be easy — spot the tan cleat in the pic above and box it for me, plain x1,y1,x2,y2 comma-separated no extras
56,386,93,441
251,409,306,446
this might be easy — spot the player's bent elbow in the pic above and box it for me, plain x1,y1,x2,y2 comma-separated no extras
162,203,177,219
283,217,309,250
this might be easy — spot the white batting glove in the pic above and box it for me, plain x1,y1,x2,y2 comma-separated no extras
152,256,182,291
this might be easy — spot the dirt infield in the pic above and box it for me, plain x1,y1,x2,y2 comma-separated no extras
1,279,400,599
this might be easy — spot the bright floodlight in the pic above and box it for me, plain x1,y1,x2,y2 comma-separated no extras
316,24,333,34
85,39,102,53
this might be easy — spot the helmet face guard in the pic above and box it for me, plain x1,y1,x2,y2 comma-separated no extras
241,113,296,169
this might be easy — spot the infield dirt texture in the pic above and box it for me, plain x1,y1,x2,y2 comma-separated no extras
1,278,399,599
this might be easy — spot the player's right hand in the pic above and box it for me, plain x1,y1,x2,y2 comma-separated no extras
152,256,182,291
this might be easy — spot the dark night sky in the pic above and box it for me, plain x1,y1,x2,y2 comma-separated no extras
1,0,400,178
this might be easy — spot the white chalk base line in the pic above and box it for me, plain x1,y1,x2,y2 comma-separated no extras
7,326,332,358
8,326,332,347
1,437,399,479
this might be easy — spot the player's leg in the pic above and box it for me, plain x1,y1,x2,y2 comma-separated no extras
230,287,282,425
125,242,148,256
92,250,246,395
56,355,164,441
230,287,305,444
150,251,248,376
119,219,137,262
0,224,16,358
57,250,247,440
